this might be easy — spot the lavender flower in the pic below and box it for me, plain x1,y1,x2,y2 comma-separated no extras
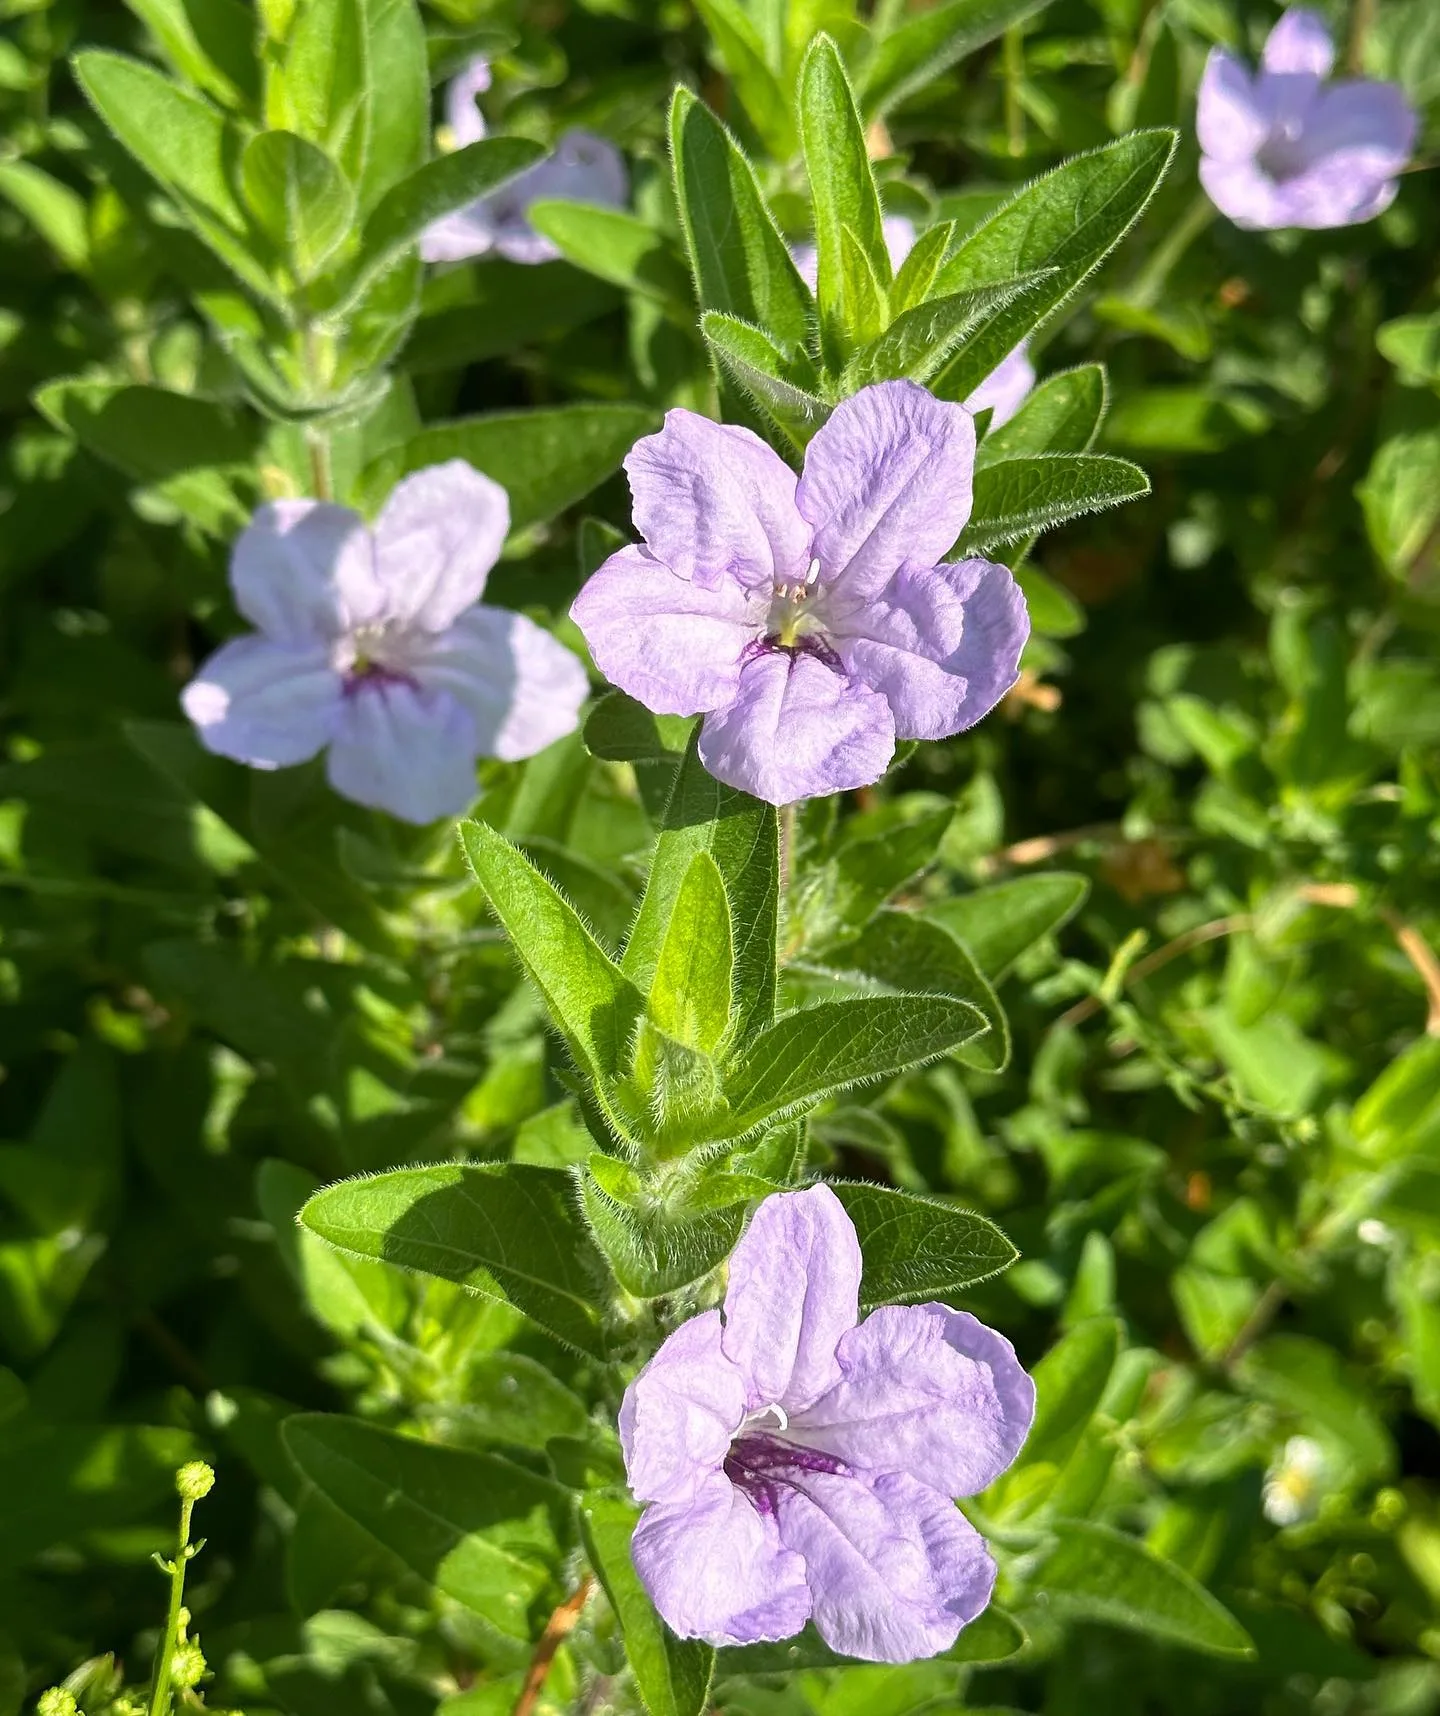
182,463,588,824
1197,8,1416,230
421,56,628,265
570,381,1029,805
620,1185,1034,1662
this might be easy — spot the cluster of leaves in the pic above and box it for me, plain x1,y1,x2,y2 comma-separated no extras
1,0,1439,1714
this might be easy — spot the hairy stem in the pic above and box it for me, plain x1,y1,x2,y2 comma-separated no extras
510,1575,593,1716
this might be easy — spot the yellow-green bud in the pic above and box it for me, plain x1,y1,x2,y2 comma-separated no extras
170,1642,207,1691
37,1692,79,1716
176,1460,216,1502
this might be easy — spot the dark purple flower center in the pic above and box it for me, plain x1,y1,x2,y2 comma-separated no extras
1257,119,1313,183
724,1431,847,1517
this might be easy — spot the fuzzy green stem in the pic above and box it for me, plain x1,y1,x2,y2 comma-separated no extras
147,1494,195,1716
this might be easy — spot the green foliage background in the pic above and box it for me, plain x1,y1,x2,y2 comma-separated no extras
0,0,1439,1711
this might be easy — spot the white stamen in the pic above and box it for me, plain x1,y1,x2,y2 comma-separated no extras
758,1401,788,1431
804,556,821,586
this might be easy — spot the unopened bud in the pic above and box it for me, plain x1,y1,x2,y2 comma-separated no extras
170,1642,207,1691
37,1692,79,1716
176,1460,215,1502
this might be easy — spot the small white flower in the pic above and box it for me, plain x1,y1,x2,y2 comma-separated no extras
1262,1434,1328,1526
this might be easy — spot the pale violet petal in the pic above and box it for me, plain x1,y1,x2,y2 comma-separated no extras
181,636,341,767
965,344,1035,428
420,203,498,262
325,680,479,823
697,649,895,806
788,1303,1035,1496
632,1473,812,1647
624,410,812,592
414,607,588,762
619,1310,748,1506
775,1468,996,1663
445,56,491,147
721,1185,862,1415
230,500,381,643
796,381,977,600
487,132,628,266
371,460,509,630
570,544,763,717
1262,8,1335,75
828,557,1028,742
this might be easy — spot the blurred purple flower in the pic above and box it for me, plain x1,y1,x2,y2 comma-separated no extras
421,57,627,265
792,218,1034,426
182,463,588,824
620,1184,1034,1662
1197,8,1416,229
570,380,1028,805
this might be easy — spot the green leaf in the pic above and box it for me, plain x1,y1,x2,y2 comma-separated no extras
813,909,1009,1072
624,734,780,1051
241,129,355,279
889,220,957,314
959,452,1149,553
361,403,657,534
345,136,544,301
528,200,692,307
669,86,811,355
818,802,954,934
799,36,889,364
282,1413,562,1637
650,852,735,1054
844,273,1054,391
581,1494,715,1716
718,1605,1024,1673
926,872,1088,981
721,994,987,1139
122,0,259,108
693,0,795,158
978,363,1107,462
930,131,1176,404
581,1155,748,1297
1014,1316,1120,1474
860,0,1057,116
831,1181,1018,1308
430,1353,590,1451
300,1161,609,1356
406,260,620,373
1031,1520,1255,1657
461,818,645,1086
583,692,694,766
269,0,367,181
0,161,89,272
1352,1035,1440,1162
700,312,826,449
1377,310,1440,385
354,0,429,213
72,49,275,301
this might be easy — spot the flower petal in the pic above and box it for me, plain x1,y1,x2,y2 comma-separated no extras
625,410,812,593
231,501,381,643
965,344,1035,429
796,381,976,600
1262,7,1334,76
570,544,762,716
325,680,479,823
829,557,1027,742
445,56,491,147
697,649,895,806
620,1310,748,1506
1196,50,1272,165
182,636,341,767
632,1473,812,1647
371,461,509,630
419,203,497,262
413,607,588,762
488,133,629,265
775,1468,996,1663
722,1185,862,1415
789,1303,1035,1497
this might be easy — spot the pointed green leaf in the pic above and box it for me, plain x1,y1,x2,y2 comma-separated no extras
461,818,644,1085
121,0,259,108
0,161,89,272
959,452,1150,553
931,131,1177,403
241,130,355,279
300,1162,608,1356
832,1181,1019,1307
978,363,1107,463
528,200,692,306
693,0,795,158
888,219,955,312
701,312,826,449
282,1413,563,1637
623,734,780,1050
860,0,1057,116
669,86,812,353
651,852,735,1054
583,691,694,766
721,994,986,1137
799,36,888,363
927,872,1088,981
581,1494,716,1716
843,272,1053,390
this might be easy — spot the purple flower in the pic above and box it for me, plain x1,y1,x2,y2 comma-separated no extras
421,58,628,265
181,462,588,824
1197,8,1416,229
569,381,1029,805
620,1185,1034,1662
965,342,1036,429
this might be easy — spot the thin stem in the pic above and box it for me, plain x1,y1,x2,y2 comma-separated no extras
780,802,797,895
1056,914,1252,1031
306,427,333,502
147,1496,195,1716
1346,0,1376,74
1003,24,1026,159
510,1576,593,1716
1129,192,1217,310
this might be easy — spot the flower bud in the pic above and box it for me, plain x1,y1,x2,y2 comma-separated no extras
170,1642,207,1691
176,1460,216,1502
37,1692,79,1716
